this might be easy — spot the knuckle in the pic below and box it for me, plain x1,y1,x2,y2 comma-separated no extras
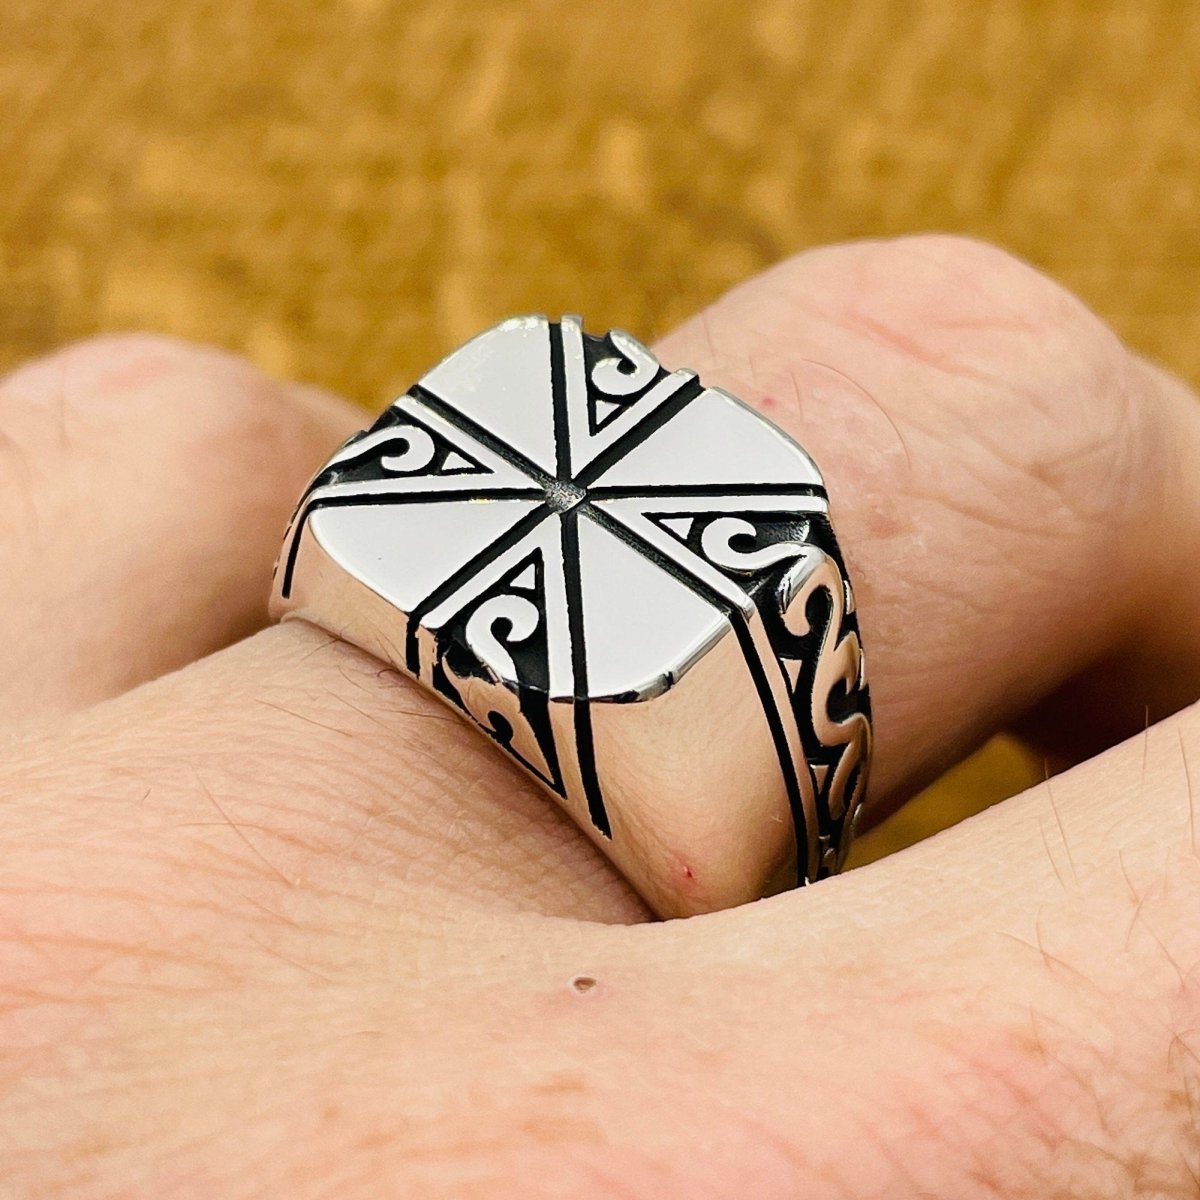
822,235,1147,522
764,234,1141,472
3,332,242,444
0,332,335,499
855,233,1129,395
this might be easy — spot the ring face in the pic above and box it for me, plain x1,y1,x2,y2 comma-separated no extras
272,316,872,914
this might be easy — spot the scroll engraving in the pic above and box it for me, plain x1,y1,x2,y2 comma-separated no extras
779,546,872,868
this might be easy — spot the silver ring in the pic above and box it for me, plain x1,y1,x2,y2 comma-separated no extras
270,316,872,916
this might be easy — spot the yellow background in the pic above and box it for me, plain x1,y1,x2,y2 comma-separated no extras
3,0,1195,858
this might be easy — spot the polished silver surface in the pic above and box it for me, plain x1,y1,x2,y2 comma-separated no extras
271,315,872,917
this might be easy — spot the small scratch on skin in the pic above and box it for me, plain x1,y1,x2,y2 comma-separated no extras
193,768,293,888
780,362,807,425
335,659,398,697
1043,759,1079,887
334,691,395,730
361,609,409,667
390,704,460,725
1117,850,1141,905
247,935,333,984
997,924,1109,999
235,889,304,931
1141,704,1152,795
1038,817,1069,893
1118,851,1152,953
292,632,345,666
1139,918,1194,995
698,303,720,373
254,696,353,738
796,357,915,476
334,663,460,725
1179,728,1197,857
1168,1027,1200,1074
1025,1005,1053,1067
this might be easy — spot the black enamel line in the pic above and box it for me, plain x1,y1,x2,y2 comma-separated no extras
278,486,544,600
411,384,558,491
560,507,611,839
549,319,572,481
572,374,704,488
581,501,811,884
403,502,555,675
586,482,827,501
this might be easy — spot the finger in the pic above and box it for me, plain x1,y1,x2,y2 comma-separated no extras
369,707,1200,1199
0,334,360,736
9,236,1200,924
656,235,1200,818
1011,357,1200,767
4,621,651,924
506,714,1200,1198
9,696,1199,1196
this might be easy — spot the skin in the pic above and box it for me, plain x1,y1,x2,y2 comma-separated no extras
1,234,1199,1198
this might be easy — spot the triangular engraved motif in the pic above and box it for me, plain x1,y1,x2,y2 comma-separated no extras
782,657,804,692
560,315,699,477
509,562,538,592
441,449,481,474
659,515,695,542
591,395,627,433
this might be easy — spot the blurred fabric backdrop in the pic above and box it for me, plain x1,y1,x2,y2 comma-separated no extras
3,0,1197,861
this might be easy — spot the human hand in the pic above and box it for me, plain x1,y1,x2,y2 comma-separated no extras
4,235,1199,1198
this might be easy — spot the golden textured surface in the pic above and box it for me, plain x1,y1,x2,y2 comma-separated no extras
3,0,1195,854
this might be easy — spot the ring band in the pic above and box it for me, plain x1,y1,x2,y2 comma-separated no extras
271,316,872,916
